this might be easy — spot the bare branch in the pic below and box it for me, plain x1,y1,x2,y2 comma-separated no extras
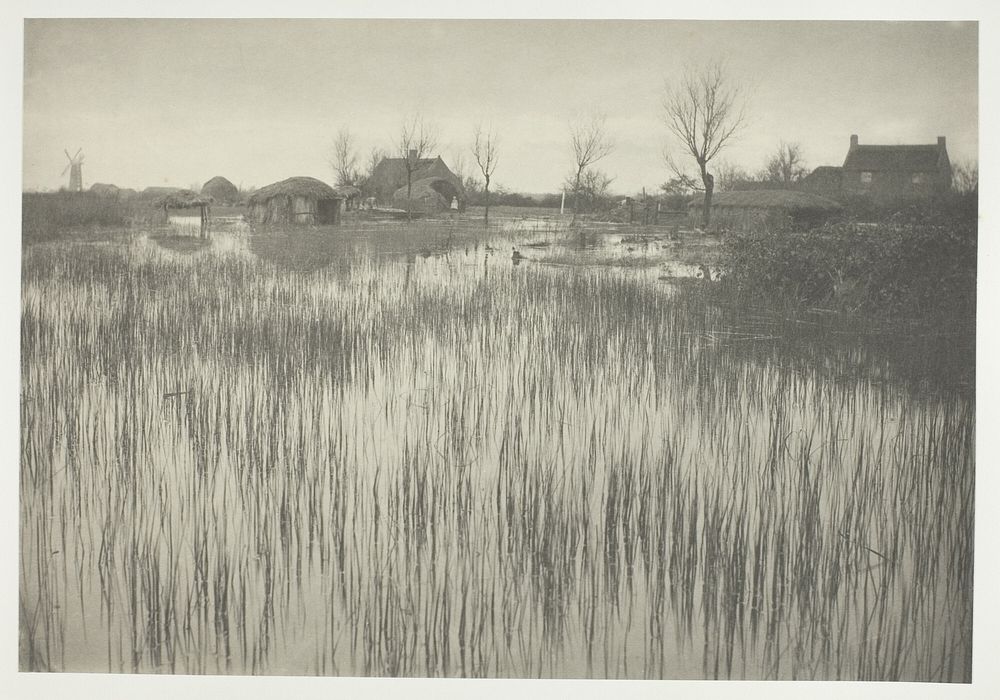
330,128,359,187
663,62,749,226
568,112,614,224
396,113,439,219
472,122,500,223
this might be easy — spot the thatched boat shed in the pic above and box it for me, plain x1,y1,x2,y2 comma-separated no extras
152,189,214,235
201,176,240,205
334,185,362,211
689,189,843,230
247,177,343,225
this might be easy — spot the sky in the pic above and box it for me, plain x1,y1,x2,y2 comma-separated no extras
22,19,978,194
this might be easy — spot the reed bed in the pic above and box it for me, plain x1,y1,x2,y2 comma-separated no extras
19,231,974,679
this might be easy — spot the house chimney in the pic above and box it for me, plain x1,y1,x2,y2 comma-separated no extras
850,134,859,148
408,149,417,161
937,136,946,148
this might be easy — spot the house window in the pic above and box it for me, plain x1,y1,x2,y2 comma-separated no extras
911,172,928,184
860,172,873,185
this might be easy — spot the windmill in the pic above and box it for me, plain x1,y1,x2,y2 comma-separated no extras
61,148,84,191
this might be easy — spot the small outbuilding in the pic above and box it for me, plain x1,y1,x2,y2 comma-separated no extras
247,177,343,225
152,189,214,236
334,185,363,211
201,176,240,205
689,190,843,231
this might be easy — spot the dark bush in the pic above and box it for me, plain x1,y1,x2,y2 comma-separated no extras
718,204,976,318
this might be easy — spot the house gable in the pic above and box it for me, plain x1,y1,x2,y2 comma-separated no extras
370,156,464,204
840,134,951,202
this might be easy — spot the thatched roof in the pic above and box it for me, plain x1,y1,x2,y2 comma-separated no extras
393,177,460,206
201,176,239,203
843,144,945,172
141,186,181,198
370,156,464,203
152,189,213,209
248,176,340,204
89,183,120,196
797,167,844,196
334,185,362,198
689,190,843,212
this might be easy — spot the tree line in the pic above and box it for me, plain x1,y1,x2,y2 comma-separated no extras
329,61,978,226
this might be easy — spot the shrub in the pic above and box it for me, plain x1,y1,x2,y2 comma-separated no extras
718,206,976,317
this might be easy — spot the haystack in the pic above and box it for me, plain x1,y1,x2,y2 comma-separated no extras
247,176,343,225
89,183,120,197
201,176,240,205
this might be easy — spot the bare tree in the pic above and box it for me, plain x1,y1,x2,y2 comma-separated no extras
568,113,614,224
715,160,754,192
472,122,500,224
663,63,749,227
951,159,978,195
564,168,614,215
450,150,469,187
330,128,359,187
397,114,439,220
357,146,385,199
762,141,807,186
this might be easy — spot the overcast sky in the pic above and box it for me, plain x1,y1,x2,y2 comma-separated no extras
22,19,978,194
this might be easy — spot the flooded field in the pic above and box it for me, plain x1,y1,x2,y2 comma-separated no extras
19,223,974,680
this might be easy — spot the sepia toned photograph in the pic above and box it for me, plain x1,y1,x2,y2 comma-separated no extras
12,10,987,693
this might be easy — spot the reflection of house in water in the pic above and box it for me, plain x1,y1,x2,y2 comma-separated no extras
249,231,345,273
369,152,465,212
247,177,344,225
150,234,213,255
799,134,952,204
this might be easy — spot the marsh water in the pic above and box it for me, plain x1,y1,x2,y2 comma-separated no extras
20,221,974,680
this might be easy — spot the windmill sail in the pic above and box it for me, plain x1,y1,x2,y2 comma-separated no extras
63,148,84,191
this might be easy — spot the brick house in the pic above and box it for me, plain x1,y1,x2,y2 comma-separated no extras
799,134,952,204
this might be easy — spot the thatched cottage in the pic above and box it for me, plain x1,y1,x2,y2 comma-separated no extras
247,177,343,225
798,135,952,204
369,153,464,209
689,190,842,230
201,176,240,205
392,177,462,214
